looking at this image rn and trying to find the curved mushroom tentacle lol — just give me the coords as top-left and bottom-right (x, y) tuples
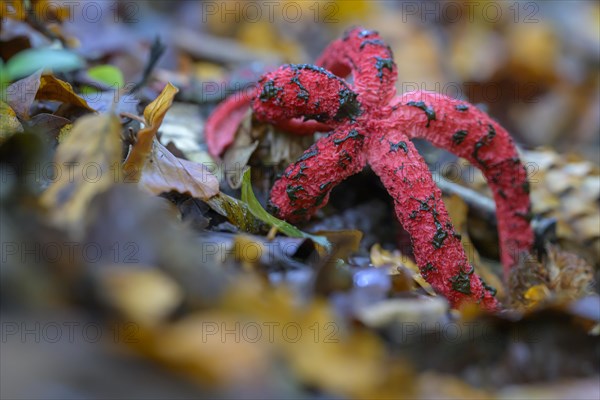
(365, 130), (500, 309)
(391, 91), (534, 273)
(205, 85), (331, 158)
(316, 28), (397, 108)
(252, 64), (362, 126)
(269, 125), (367, 222)
(205, 87), (257, 158)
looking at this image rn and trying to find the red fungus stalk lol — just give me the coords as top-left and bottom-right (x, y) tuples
(206, 27), (535, 310)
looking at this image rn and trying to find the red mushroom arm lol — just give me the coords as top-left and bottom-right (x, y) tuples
(252, 64), (362, 126)
(391, 91), (534, 274)
(365, 131), (500, 310)
(269, 125), (367, 223)
(316, 27), (398, 107)
(205, 88), (257, 158)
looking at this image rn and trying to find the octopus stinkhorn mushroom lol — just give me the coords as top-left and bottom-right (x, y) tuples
(205, 27), (534, 310)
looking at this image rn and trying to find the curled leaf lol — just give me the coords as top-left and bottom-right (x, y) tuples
(37, 74), (94, 111)
(123, 83), (179, 180)
(4, 69), (42, 119)
(138, 140), (219, 200)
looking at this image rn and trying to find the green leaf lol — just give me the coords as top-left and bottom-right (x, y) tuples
(240, 168), (331, 250)
(82, 65), (125, 94)
(5, 48), (84, 81)
(0, 60), (8, 97)
(88, 65), (124, 87)
(205, 192), (263, 233)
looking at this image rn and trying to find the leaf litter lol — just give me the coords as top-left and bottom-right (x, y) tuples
(1, 2), (599, 399)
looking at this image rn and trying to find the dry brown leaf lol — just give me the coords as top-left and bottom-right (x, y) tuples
(545, 244), (595, 299)
(121, 83), (218, 199)
(443, 194), (504, 298)
(314, 229), (363, 261)
(36, 74), (94, 111)
(40, 113), (122, 236)
(5, 69), (42, 119)
(370, 243), (436, 296)
(123, 83), (179, 180)
(509, 245), (594, 310)
(138, 140), (218, 200)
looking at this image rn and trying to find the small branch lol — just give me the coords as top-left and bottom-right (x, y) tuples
(436, 178), (557, 251)
(129, 36), (166, 94)
(436, 178), (496, 216)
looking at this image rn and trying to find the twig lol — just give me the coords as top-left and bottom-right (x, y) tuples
(129, 36), (166, 94)
(436, 178), (557, 252)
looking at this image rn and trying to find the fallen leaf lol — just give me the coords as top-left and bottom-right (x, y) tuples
(146, 311), (273, 386)
(123, 83), (179, 180)
(159, 102), (210, 164)
(241, 168), (330, 249)
(205, 192), (264, 233)
(36, 74), (94, 111)
(138, 140), (219, 200)
(4, 69), (42, 119)
(0, 101), (23, 142)
(84, 65), (125, 93)
(98, 265), (183, 327)
(313, 229), (362, 262)
(220, 279), (399, 398)
(40, 113), (122, 236)
(84, 90), (139, 114)
(4, 48), (84, 81)
(222, 109), (259, 189)
(370, 243), (436, 296)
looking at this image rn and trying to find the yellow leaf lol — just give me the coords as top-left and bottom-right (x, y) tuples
(37, 74), (94, 111)
(0, 101), (23, 142)
(314, 229), (363, 260)
(233, 234), (265, 272)
(99, 266), (183, 327)
(0, 1), (25, 20)
(41, 113), (122, 236)
(124, 83), (179, 180)
(138, 140), (219, 200)
(370, 243), (436, 295)
(151, 311), (273, 386)
(444, 194), (504, 298)
(524, 284), (551, 307)
(0, 0), (71, 22)
(221, 280), (390, 397)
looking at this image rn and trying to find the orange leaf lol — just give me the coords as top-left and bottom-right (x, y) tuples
(123, 83), (179, 179)
(37, 74), (94, 111)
